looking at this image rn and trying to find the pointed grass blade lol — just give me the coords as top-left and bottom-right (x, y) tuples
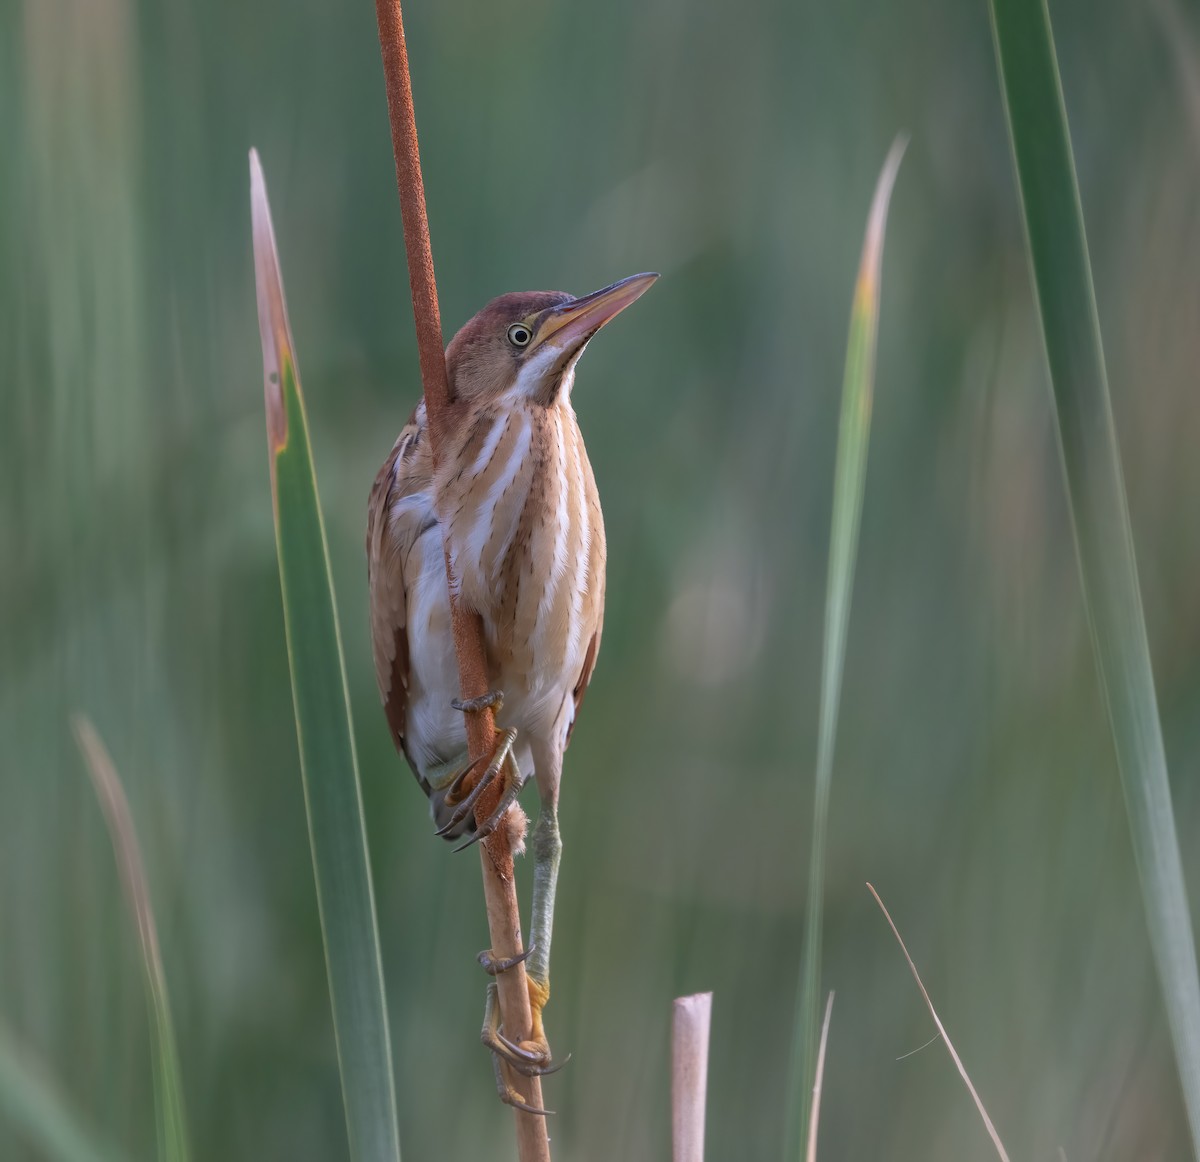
(989, 3), (1200, 1153)
(249, 149), (402, 1162)
(785, 137), (906, 1161)
(0, 1021), (127, 1162)
(71, 715), (188, 1162)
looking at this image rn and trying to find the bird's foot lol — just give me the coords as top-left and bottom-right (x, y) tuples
(434, 728), (523, 845)
(451, 689), (504, 715)
(490, 1053), (552, 1116)
(482, 979), (566, 1086)
(478, 945), (535, 975)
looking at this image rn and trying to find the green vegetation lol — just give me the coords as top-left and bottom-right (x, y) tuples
(991, 0), (1200, 1151)
(788, 138), (905, 1160)
(250, 154), (402, 1162)
(72, 716), (189, 1162)
(3, 0), (1199, 1158)
(0, 1024), (125, 1162)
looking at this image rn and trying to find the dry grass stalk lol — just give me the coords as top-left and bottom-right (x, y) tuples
(371, 2), (549, 1156)
(71, 714), (189, 1161)
(72, 716), (164, 983)
(672, 992), (713, 1162)
(804, 992), (834, 1162)
(867, 883), (1011, 1162)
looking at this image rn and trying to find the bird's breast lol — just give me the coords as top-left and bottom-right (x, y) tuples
(435, 401), (605, 705)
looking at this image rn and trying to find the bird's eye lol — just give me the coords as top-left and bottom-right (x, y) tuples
(507, 323), (532, 348)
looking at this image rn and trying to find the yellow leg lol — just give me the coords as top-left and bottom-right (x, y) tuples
(479, 962), (565, 1079)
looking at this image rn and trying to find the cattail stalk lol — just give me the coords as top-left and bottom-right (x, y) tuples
(372, 3), (550, 1157)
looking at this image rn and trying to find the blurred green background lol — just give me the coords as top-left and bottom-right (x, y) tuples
(4, 0), (1200, 1157)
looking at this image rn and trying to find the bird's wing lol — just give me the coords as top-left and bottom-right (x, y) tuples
(566, 540), (606, 748)
(566, 465), (607, 749)
(565, 628), (600, 749)
(366, 404), (432, 756)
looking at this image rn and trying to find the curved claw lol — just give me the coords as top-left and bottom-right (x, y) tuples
(479, 946), (535, 975)
(453, 778), (524, 851)
(487, 1028), (570, 1077)
(490, 1054), (553, 1116)
(437, 728), (519, 839)
(481, 979), (568, 1084)
(435, 758), (491, 837)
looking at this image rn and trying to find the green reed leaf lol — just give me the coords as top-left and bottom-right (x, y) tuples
(786, 137), (906, 1160)
(990, 2), (1200, 1154)
(249, 149), (402, 1162)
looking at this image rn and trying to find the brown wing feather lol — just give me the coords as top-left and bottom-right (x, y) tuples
(566, 454), (607, 749)
(366, 405), (431, 757)
(566, 629), (600, 748)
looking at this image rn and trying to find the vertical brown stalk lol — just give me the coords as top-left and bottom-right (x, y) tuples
(371, 2), (551, 1157)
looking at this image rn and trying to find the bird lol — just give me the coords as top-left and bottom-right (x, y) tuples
(366, 271), (658, 1108)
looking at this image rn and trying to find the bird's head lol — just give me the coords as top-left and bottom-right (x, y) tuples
(445, 272), (658, 407)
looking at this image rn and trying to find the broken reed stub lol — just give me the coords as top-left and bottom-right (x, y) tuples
(672, 992), (713, 1162)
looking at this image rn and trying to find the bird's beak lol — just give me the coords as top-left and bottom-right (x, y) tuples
(534, 272), (659, 353)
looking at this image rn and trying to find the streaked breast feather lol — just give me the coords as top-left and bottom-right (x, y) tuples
(536, 409), (572, 626)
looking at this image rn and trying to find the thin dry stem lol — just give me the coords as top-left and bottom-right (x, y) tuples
(805, 992), (834, 1162)
(672, 992), (712, 1162)
(71, 715), (165, 993)
(372, 2), (548, 1154)
(867, 883), (1011, 1162)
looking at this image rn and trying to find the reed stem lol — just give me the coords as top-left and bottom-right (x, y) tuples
(372, 3), (550, 1156)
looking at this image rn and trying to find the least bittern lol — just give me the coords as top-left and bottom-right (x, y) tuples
(367, 272), (658, 1108)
